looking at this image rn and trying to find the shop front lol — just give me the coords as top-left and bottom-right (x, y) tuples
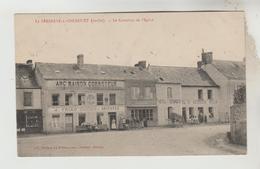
(127, 106), (157, 127)
(46, 105), (125, 133)
(16, 110), (43, 133)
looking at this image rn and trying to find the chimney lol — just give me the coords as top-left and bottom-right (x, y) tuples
(201, 51), (213, 64)
(77, 54), (84, 66)
(135, 60), (146, 69)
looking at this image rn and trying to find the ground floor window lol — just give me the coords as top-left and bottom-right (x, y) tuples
(130, 109), (153, 121)
(209, 107), (214, 118)
(78, 113), (86, 126)
(189, 107), (194, 118)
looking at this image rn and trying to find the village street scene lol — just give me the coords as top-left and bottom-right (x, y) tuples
(15, 12), (247, 156)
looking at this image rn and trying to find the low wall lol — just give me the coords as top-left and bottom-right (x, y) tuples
(230, 103), (247, 145)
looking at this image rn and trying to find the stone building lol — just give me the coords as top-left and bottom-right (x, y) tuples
(34, 55), (156, 133)
(149, 66), (219, 125)
(16, 61), (42, 133)
(199, 51), (246, 122)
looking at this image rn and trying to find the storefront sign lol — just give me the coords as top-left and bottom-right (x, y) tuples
(48, 80), (124, 89)
(48, 105), (125, 113)
(182, 100), (218, 105)
(158, 99), (181, 104)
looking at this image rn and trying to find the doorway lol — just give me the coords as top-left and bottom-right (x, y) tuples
(65, 113), (73, 132)
(108, 112), (117, 129)
(182, 107), (187, 123)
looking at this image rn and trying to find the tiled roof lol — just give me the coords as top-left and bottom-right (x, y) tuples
(149, 65), (218, 87)
(16, 64), (40, 88)
(35, 62), (156, 81)
(212, 60), (245, 80)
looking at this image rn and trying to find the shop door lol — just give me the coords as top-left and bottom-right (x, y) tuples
(108, 112), (117, 129)
(65, 113), (73, 132)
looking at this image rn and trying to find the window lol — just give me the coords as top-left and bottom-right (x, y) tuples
(23, 92), (32, 106)
(167, 87), (173, 98)
(189, 107), (194, 118)
(97, 93), (103, 105)
(78, 94), (85, 105)
(65, 94), (73, 105)
(144, 87), (153, 99)
(52, 114), (60, 128)
(109, 93), (116, 105)
(198, 89), (203, 100)
(78, 113), (86, 126)
(131, 87), (140, 99)
(209, 107), (214, 118)
(52, 94), (59, 106)
(207, 90), (213, 100)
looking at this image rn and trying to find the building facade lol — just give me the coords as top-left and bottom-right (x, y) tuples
(16, 52), (245, 133)
(199, 51), (246, 122)
(16, 62), (43, 133)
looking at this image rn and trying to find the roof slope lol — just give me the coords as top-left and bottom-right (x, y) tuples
(16, 64), (40, 88)
(149, 65), (218, 87)
(35, 62), (156, 81)
(212, 60), (245, 80)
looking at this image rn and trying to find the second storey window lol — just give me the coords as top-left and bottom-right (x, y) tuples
(144, 87), (153, 99)
(52, 94), (59, 106)
(109, 93), (116, 105)
(198, 89), (203, 100)
(207, 90), (213, 100)
(78, 94), (85, 105)
(97, 93), (103, 105)
(23, 92), (32, 106)
(167, 87), (172, 98)
(131, 87), (140, 99)
(65, 94), (73, 105)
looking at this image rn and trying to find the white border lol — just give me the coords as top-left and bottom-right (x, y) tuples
(0, 0), (259, 169)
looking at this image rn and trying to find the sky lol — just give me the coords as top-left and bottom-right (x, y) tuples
(15, 12), (245, 67)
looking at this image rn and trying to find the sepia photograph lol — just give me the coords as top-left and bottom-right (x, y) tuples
(15, 12), (247, 156)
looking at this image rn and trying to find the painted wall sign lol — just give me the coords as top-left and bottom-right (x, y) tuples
(47, 80), (124, 89)
(48, 105), (125, 113)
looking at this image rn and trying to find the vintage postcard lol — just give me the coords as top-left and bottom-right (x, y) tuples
(15, 12), (247, 156)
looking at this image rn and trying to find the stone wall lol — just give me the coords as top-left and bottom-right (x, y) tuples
(230, 103), (247, 145)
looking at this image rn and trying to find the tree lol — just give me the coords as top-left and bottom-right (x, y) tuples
(233, 85), (246, 104)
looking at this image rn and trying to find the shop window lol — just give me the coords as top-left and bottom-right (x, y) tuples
(65, 93), (73, 105)
(131, 87), (140, 99)
(189, 107), (194, 118)
(25, 111), (41, 128)
(198, 89), (203, 100)
(52, 94), (59, 106)
(207, 90), (213, 100)
(167, 87), (172, 98)
(144, 87), (153, 99)
(109, 93), (116, 105)
(97, 113), (104, 125)
(149, 110), (153, 120)
(131, 110), (135, 119)
(97, 93), (103, 105)
(78, 94), (85, 105)
(209, 107), (214, 118)
(78, 113), (86, 126)
(23, 92), (32, 106)
(52, 114), (60, 128)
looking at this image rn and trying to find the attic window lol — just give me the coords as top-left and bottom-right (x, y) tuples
(55, 70), (60, 73)
(159, 77), (164, 81)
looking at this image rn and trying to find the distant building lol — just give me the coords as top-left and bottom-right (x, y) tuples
(199, 51), (246, 122)
(16, 61), (42, 133)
